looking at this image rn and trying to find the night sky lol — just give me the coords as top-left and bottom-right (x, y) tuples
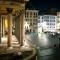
(26, 0), (60, 14)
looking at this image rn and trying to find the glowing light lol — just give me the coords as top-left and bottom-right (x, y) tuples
(57, 23), (60, 29)
(25, 22), (29, 27)
(24, 21), (30, 29)
(38, 27), (42, 32)
(5, 19), (8, 30)
(38, 22), (47, 33)
(42, 22), (47, 28)
(1, 35), (18, 44)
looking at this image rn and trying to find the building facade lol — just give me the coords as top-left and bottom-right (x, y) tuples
(56, 12), (60, 33)
(24, 10), (38, 33)
(38, 15), (57, 33)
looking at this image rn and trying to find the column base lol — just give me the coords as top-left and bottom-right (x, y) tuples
(7, 46), (13, 50)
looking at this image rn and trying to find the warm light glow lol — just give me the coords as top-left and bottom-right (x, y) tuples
(25, 22), (28, 27)
(24, 21), (30, 29)
(1, 35), (18, 44)
(5, 19), (8, 30)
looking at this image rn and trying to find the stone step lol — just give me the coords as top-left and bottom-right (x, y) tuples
(11, 42), (19, 44)
(0, 43), (20, 47)
(11, 44), (20, 47)
(11, 40), (18, 42)
(1, 41), (19, 44)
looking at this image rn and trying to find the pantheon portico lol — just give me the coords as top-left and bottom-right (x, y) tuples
(0, 0), (29, 48)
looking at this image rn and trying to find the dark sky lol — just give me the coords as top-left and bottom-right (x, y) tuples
(27, 0), (60, 14)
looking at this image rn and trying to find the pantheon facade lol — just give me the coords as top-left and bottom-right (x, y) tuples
(0, 0), (29, 48)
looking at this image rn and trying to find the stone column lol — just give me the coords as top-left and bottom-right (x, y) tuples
(23, 14), (26, 46)
(7, 14), (12, 48)
(0, 15), (1, 43)
(2, 16), (5, 37)
(15, 16), (20, 44)
(15, 13), (24, 46)
(20, 14), (24, 46)
(7, 8), (13, 48)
